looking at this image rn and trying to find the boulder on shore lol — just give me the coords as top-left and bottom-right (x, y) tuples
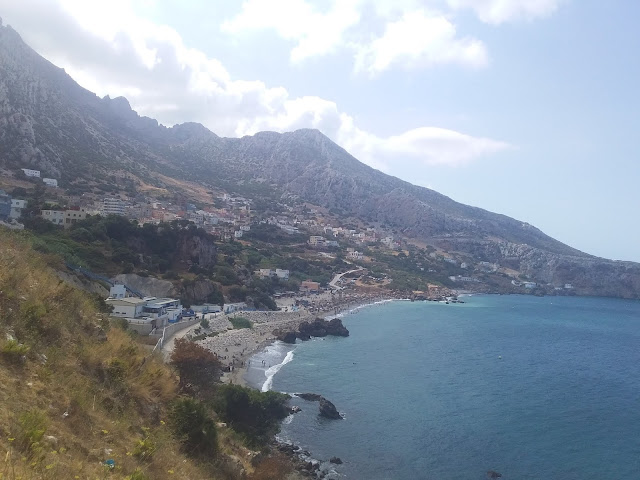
(274, 329), (297, 344)
(298, 318), (349, 339)
(325, 317), (349, 336)
(275, 318), (349, 343)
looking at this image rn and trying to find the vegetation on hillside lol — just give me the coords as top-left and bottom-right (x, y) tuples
(0, 230), (293, 479)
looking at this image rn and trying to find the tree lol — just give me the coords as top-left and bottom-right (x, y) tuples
(170, 338), (223, 397)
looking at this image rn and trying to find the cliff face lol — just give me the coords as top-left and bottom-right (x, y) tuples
(1, 21), (639, 298)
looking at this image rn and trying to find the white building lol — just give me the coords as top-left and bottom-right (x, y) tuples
(144, 298), (183, 323)
(275, 269), (290, 280)
(106, 297), (148, 318)
(381, 236), (394, 247)
(258, 268), (275, 278)
(280, 225), (299, 235)
(21, 168), (40, 178)
(103, 197), (125, 216)
(234, 230), (243, 238)
(347, 250), (364, 261)
(41, 209), (65, 225)
(109, 284), (127, 299)
(191, 304), (222, 314)
(224, 302), (247, 314)
(448, 275), (479, 283)
(42, 178), (58, 188)
(10, 199), (27, 220)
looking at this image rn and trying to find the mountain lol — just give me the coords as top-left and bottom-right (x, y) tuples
(1, 20), (639, 298)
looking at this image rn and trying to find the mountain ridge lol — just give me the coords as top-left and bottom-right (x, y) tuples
(2, 20), (640, 298)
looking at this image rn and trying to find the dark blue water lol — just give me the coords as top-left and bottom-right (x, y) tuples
(246, 295), (640, 479)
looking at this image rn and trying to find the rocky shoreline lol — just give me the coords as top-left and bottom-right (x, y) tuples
(179, 291), (405, 478)
(189, 291), (399, 386)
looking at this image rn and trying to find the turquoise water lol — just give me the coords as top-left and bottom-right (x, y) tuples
(245, 295), (640, 479)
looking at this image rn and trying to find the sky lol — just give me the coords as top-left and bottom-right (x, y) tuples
(1, 0), (639, 262)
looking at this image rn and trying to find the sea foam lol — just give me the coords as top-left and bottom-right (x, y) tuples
(262, 349), (295, 392)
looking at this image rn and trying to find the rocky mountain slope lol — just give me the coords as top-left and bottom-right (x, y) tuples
(1, 19), (639, 298)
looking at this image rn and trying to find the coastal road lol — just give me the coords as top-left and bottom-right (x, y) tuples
(329, 267), (364, 290)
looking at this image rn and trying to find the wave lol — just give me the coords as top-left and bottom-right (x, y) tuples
(261, 349), (295, 392)
(329, 298), (402, 319)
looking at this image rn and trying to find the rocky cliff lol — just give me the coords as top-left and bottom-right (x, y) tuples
(1, 21), (639, 298)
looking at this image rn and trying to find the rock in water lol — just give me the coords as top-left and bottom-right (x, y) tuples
(293, 318), (350, 340)
(319, 397), (342, 419)
(487, 471), (502, 479)
(325, 318), (349, 336)
(297, 393), (323, 402)
(329, 457), (343, 464)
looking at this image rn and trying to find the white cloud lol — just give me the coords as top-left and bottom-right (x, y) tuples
(354, 10), (488, 75)
(221, 0), (362, 62)
(238, 97), (510, 170)
(0, 0), (510, 172)
(446, 0), (562, 24)
(223, 0), (488, 73)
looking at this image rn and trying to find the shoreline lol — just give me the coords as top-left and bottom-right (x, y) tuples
(191, 291), (404, 388)
(238, 294), (404, 389)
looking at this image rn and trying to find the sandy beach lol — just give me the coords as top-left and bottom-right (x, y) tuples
(172, 290), (399, 386)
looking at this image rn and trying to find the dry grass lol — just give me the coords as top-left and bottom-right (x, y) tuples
(0, 230), (254, 479)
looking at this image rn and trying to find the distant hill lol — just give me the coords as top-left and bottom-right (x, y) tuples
(1, 20), (639, 298)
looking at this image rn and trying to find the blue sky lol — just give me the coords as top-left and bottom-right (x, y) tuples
(1, 0), (638, 261)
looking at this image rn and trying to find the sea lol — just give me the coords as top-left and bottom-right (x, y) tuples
(244, 295), (640, 480)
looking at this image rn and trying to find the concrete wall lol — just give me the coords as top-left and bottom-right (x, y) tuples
(149, 317), (200, 342)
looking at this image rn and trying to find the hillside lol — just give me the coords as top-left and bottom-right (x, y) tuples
(1, 19), (640, 298)
(0, 229), (300, 480)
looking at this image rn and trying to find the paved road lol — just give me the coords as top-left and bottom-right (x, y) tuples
(329, 267), (364, 290)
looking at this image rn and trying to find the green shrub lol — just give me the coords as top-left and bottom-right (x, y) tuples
(213, 385), (290, 446)
(169, 398), (217, 457)
(200, 318), (210, 329)
(105, 358), (128, 384)
(1, 339), (30, 361)
(229, 317), (252, 330)
(14, 409), (48, 453)
(132, 435), (156, 461)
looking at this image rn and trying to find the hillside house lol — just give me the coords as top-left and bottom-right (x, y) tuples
(275, 269), (290, 280)
(309, 235), (325, 246)
(21, 168), (40, 178)
(10, 199), (27, 219)
(103, 197), (125, 216)
(347, 250), (364, 261)
(42, 178), (58, 187)
(41, 209), (65, 225)
(257, 268), (275, 278)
